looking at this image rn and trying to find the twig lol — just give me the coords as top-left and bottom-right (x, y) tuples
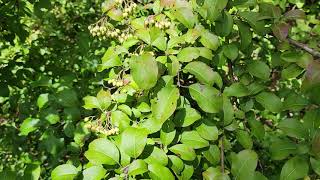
(227, 60), (238, 82)
(177, 71), (188, 88)
(220, 136), (225, 173)
(288, 38), (320, 58)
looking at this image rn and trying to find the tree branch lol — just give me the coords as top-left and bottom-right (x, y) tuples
(288, 38), (320, 58)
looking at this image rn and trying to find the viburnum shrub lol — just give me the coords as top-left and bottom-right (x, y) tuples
(48, 0), (320, 180)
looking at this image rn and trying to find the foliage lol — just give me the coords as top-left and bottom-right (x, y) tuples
(1, 0), (320, 179)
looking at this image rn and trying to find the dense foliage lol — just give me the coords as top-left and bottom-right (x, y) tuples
(1, 0), (320, 179)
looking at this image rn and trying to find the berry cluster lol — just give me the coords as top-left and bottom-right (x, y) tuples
(118, 32), (135, 43)
(88, 24), (117, 39)
(85, 122), (119, 136)
(122, 3), (137, 17)
(108, 79), (124, 87)
(145, 18), (171, 29)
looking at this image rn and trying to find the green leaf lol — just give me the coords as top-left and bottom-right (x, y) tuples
(236, 20), (252, 50)
(223, 96), (234, 126)
(282, 92), (308, 111)
(51, 164), (78, 180)
(148, 164), (175, 180)
(203, 167), (230, 180)
(160, 121), (176, 146)
(238, 12), (267, 35)
(19, 118), (40, 136)
(57, 89), (79, 107)
(179, 164), (194, 179)
(223, 44), (238, 61)
(167, 56), (180, 76)
(173, 107), (201, 127)
(177, 47), (200, 62)
(83, 89), (112, 110)
(37, 93), (49, 109)
(150, 28), (167, 51)
(310, 157), (320, 175)
(111, 110), (131, 132)
(189, 83), (223, 113)
(143, 146), (168, 166)
(247, 114), (265, 140)
(169, 144), (196, 161)
(253, 172), (267, 180)
(281, 52), (313, 68)
(151, 86), (179, 123)
(120, 127), (148, 158)
(304, 109), (320, 136)
(280, 156), (309, 180)
(215, 11), (233, 36)
(278, 118), (307, 139)
(168, 155), (184, 174)
(224, 82), (249, 97)
(84, 138), (119, 165)
(128, 159), (148, 176)
(200, 31), (220, 50)
(136, 29), (151, 44)
(183, 61), (221, 86)
(180, 130), (209, 149)
(202, 145), (220, 165)
(24, 164), (41, 180)
(255, 92), (282, 113)
(200, 0), (228, 22)
(270, 138), (297, 160)
(139, 117), (163, 134)
(198, 47), (213, 60)
(247, 61), (270, 80)
(130, 53), (159, 90)
(236, 130), (253, 149)
(312, 130), (320, 157)
(174, 7), (196, 28)
(195, 120), (219, 141)
(183, 28), (201, 44)
(98, 47), (123, 71)
(83, 166), (106, 180)
(281, 64), (303, 80)
(231, 150), (258, 180)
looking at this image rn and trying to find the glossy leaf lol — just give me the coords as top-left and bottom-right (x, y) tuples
(280, 156), (309, 180)
(255, 92), (282, 113)
(83, 166), (106, 180)
(51, 164), (78, 180)
(128, 159), (148, 176)
(151, 86), (179, 123)
(231, 150), (258, 180)
(120, 127), (148, 158)
(169, 144), (196, 161)
(85, 138), (119, 165)
(130, 53), (159, 90)
(180, 130), (209, 149)
(189, 83), (223, 113)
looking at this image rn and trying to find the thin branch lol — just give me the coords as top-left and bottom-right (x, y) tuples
(288, 38), (320, 58)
